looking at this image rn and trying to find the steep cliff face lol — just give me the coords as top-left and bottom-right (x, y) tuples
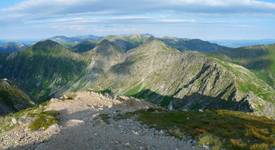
(0, 79), (33, 115)
(83, 40), (275, 116)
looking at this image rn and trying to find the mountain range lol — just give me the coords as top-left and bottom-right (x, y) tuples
(72, 39), (274, 116)
(0, 42), (29, 53)
(212, 44), (275, 89)
(213, 39), (275, 48)
(54, 34), (275, 89)
(49, 34), (228, 53)
(0, 34), (274, 118)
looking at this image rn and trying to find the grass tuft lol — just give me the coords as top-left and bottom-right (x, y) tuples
(28, 110), (59, 131)
(129, 109), (275, 150)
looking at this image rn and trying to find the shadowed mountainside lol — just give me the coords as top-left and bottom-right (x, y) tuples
(0, 40), (88, 102)
(0, 79), (33, 115)
(70, 40), (275, 117)
(211, 44), (275, 89)
(0, 37), (274, 117)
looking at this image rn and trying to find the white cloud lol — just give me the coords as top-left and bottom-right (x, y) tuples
(0, 0), (273, 23)
(0, 0), (275, 40)
(3, 0), (275, 15)
(156, 19), (196, 23)
(0, 0), (274, 33)
(4, 0), (93, 12)
(160, 0), (275, 8)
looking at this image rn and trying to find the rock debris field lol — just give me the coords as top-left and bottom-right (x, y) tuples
(0, 91), (201, 150)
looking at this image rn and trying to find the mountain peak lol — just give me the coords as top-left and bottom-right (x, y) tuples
(127, 33), (154, 40)
(132, 39), (177, 54)
(32, 40), (65, 52)
(93, 39), (123, 54)
(146, 39), (166, 46)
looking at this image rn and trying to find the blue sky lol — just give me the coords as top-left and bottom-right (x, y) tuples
(0, 0), (275, 40)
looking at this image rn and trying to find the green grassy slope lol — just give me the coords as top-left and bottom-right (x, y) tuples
(0, 40), (88, 102)
(0, 79), (33, 115)
(68, 40), (125, 91)
(160, 38), (230, 52)
(72, 40), (97, 53)
(129, 109), (275, 150)
(105, 34), (153, 51)
(211, 44), (275, 88)
(84, 40), (275, 116)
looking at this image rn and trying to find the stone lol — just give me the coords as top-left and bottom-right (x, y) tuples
(46, 124), (60, 134)
(132, 130), (139, 135)
(124, 142), (130, 146)
(11, 118), (17, 125)
(202, 144), (209, 149)
(92, 113), (99, 119)
(66, 119), (85, 127)
(63, 95), (68, 99)
(50, 98), (59, 102)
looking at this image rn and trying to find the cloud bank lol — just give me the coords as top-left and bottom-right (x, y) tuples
(0, 0), (275, 40)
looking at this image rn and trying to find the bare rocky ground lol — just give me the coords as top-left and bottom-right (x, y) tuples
(0, 91), (201, 150)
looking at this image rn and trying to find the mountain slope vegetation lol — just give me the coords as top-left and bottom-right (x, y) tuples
(103, 34), (228, 53)
(72, 40), (97, 53)
(0, 40), (88, 102)
(72, 40), (275, 117)
(105, 34), (154, 52)
(0, 36), (274, 117)
(49, 34), (231, 53)
(50, 35), (102, 47)
(211, 44), (275, 88)
(68, 40), (125, 91)
(0, 79), (33, 115)
(132, 109), (275, 150)
(160, 37), (230, 52)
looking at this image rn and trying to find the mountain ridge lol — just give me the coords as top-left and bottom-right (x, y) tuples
(211, 43), (275, 89)
(0, 36), (274, 117)
(0, 40), (88, 101)
(69, 40), (274, 117)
